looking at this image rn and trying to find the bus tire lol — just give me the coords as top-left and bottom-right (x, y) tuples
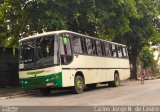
(87, 83), (97, 89)
(108, 73), (120, 87)
(73, 75), (85, 94)
(40, 88), (51, 95)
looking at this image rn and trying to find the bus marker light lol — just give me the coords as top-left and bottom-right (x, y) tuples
(46, 82), (54, 86)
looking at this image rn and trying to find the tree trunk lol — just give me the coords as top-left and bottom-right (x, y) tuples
(128, 48), (138, 80)
(130, 57), (138, 79)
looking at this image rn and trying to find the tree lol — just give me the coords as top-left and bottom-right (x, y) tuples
(0, 0), (30, 47)
(118, 0), (160, 79)
(0, 0), (98, 46)
(152, 16), (160, 43)
(139, 46), (155, 68)
(96, 0), (138, 40)
(67, 0), (98, 36)
(0, 0), (69, 47)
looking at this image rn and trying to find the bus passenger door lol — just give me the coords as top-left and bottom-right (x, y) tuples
(60, 34), (73, 65)
(59, 34), (74, 87)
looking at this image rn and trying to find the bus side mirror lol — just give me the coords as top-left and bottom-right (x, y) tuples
(63, 37), (68, 45)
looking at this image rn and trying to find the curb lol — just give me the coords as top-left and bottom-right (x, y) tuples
(155, 76), (160, 79)
(0, 90), (40, 100)
(0, 93), (27, 100)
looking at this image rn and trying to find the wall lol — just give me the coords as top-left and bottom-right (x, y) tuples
(0, 47), (19, 87)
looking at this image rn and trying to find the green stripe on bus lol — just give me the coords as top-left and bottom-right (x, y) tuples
(20, 72), (62, 90)
(27, 70), (45, 75)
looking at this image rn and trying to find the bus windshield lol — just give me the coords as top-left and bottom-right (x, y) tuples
(19, 35), (59, 70)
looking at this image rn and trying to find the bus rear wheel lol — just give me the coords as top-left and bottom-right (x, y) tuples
(108, 73), (120, 87)
(73, 75), (85, 94)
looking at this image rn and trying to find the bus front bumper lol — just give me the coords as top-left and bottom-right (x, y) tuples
(19, 72), (62, 90)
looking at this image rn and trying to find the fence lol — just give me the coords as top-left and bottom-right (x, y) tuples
(0, 47), (19, 87)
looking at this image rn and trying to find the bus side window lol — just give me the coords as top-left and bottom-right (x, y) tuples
(73, 36), (83, 54)
(96, 40), (102, 56)
(111, 44), (117, 57)
(122, 47), (128, 58)
(60, 34), (73, 64)
(81, 38), (87, 54)
(92, 40), (96, 55)
(85, 38), (93, 55)
(101, 42), (105, 56)
(109, 44), (113, 56)
(105, 43), (111, 57)
(117, 46), (123, 58)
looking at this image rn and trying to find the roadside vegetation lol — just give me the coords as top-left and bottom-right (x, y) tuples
(138, 46), (159, 78)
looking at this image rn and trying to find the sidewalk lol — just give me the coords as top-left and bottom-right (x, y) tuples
(137, 75), (160, 80)
(0, 86), (25, 100)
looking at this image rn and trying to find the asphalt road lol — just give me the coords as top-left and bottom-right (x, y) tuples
(0, 79), (160, 107)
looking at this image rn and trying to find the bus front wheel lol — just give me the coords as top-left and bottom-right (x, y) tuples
(73, 75), (85, 94)
(108, 73), (120, 87)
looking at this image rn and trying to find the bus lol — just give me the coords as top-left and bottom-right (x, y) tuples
(19, 30), (130, 94)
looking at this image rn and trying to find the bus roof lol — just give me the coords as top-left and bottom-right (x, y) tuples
(19, 30), (126, 46)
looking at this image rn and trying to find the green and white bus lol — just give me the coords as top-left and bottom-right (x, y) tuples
(19, 30), (130, 94)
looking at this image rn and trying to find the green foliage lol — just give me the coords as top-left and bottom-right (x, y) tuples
(96, 0), (138, 40)
(139, 46), (155, 67)
(0, 0), (159, 47)
(66, 0), (96, 36)
(0, 0), (69, 47)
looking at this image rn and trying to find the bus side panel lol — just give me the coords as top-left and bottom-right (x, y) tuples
(85, 56), (107, 83)
(105, 58), (130, 82)
(61, 69), (90, 87)
(105, 58), (117, 82)
(119, 69), (130, 80)
(61, 69), (74, 87)
(118, 59), (130, 80)
(61, 55), (130, 86)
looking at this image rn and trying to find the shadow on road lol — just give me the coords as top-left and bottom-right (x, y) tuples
(26, 84), (124, 98)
